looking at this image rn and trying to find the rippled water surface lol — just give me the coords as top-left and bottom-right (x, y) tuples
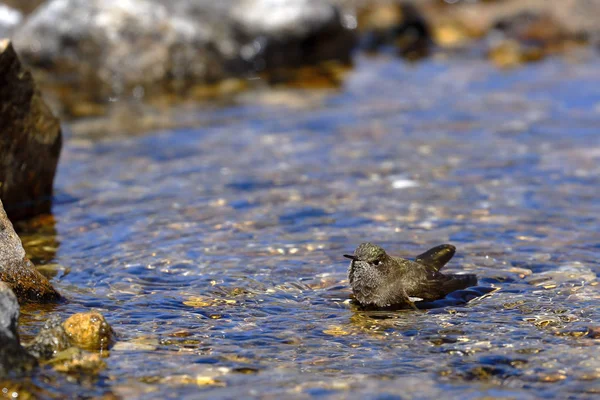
(19, 54), (600, 398)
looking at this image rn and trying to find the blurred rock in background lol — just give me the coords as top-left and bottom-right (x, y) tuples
(11, 0), (357, 116)
(0, 3), (22, 37)
(353, 1), (431, 59)
(2, 0), (600, 127)
(417, 0), (593, 67)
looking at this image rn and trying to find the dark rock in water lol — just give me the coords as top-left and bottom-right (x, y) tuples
(231, 0), (356, 69)
(487, 11), (584, 68)
(0, 284), (20, 341)
(344, 242), (480, 310)
(354, 1), (431, 59)
(0, 282), (37, 377)
(12, 0), (356, 110)
(0, 4), (22, 38)
(0, 199), (60, 303)
(588, 326), (600, 339)
(24, 315), (71, 360)
(0, 39), (62, 221)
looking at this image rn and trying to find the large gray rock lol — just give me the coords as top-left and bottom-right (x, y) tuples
(0, 198), (60, 303)
(0, 39), (62, 221)
(0, 4), (22, 38)
(0, 282), (37, 377)
(12, 0), (356, 107)
(12, 0), (244, 102)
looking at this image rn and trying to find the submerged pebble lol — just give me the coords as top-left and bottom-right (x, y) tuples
(25, 315), (71, 360)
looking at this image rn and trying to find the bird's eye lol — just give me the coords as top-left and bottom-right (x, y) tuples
(373, 260), (380, 266)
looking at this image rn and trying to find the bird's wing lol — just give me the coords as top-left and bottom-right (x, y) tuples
(408, 270), (478, 301)
(414, 244), (456, 272)
(389, 256), (476, 303)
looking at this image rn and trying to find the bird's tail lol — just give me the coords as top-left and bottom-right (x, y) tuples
(445, 273), (477, 292)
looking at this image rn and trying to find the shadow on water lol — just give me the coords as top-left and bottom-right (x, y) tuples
(14, 214), (60, 268)
(416, 286), (500, 310)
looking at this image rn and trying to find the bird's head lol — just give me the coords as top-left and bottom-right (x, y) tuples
(344, 242), (388, 268)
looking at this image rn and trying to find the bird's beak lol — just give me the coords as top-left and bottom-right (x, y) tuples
(343, 254), (358, 261)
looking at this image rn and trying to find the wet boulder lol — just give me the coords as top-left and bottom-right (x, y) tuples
(0, 39), (62, 221)
(63, 312), (115, 352)
(0, 199), (60, 303)
(0, 282), (37, 376)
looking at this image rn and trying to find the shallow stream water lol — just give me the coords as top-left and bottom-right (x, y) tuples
(16, 53), (600, 398)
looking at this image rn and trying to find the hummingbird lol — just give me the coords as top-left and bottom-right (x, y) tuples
(344, 243), (477, 310)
